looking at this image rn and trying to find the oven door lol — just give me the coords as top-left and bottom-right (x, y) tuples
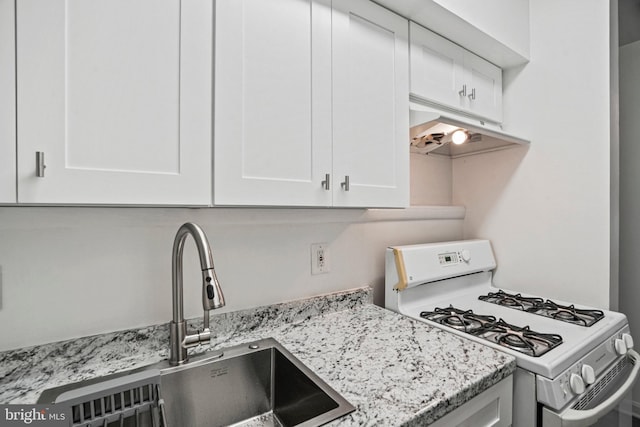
(541, 349), (640, 427)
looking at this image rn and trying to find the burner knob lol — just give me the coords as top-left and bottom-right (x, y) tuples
(623, 333), (635, 349)
(615, 338), (628, 355)
(570, 373), (585, 394)
(581, 364), (596, 385)
(461, 249), (471, 262)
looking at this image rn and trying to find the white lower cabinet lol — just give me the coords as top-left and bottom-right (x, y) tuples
(410, 22), (502, 123)
(214, 0), (409, 208)
(429, 376), (513, 427)
(0, 0), (16, 203)
(15, 0), (212, 205)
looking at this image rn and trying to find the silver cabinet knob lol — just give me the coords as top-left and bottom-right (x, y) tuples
(36, 151), (46, 177)
(468, 88), (476, 100)
(341, 175), (350, 191)
(321, 173), (330, 191)
(458, 84), (467, 97)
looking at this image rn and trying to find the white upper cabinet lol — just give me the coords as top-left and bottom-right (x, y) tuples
(410, 22), (502, 123)
(409, 23), (466, 113)
(16, 0), (212, 205)
(214, 0), (333, 207)
(0, 0), (16, 203)
(332, 0), (409, 208)
(464, 50), (503, 123)
(215, 0), (409, 208)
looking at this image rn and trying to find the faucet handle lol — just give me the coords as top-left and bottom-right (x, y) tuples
(182, 328), (212, 348)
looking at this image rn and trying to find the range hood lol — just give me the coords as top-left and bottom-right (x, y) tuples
(410, 104), (529, 158)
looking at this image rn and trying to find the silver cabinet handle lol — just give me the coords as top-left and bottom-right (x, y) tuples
(468, 88), (476, 100)
(458, 84), (467, 97)
(321, 173), (330, 191)
(340, 175), (350, 191)
(36, 151), (46, 177)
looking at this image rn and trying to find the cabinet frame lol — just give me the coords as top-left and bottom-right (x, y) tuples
(0, 0), (16, 203)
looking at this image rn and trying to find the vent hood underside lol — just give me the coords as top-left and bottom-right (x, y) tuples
(410, 106), (530, 158)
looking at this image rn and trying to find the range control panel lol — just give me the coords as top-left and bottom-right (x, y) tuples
(438, 249), (471, 266)
(386, 240), (496, 289)
(438, 252), (460, 266)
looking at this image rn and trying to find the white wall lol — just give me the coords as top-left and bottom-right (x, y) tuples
(610, 0), (619, 312)
(453, 0), (612, 308)
(0, 207), (463, 351)
(619, 39), (640, 414)
(410, 153), (452, 206)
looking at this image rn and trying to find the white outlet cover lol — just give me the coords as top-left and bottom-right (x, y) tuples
(311, 243), (329, 275)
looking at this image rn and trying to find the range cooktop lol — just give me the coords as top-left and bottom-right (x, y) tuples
(479, 290), (604, 327)
(420, 305), (563, 357)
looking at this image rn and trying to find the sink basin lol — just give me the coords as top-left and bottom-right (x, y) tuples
(159, 338), (354, 426)
(38, 338), (355, 427)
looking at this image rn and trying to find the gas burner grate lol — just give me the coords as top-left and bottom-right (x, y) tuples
(420, 306), (563, 357)
(478, 290), (604, 327)
(476, 319), (563, 357)
(537, 300), (604, 327)
(419, 306), (496, 334)
(479, 290), (543, 312)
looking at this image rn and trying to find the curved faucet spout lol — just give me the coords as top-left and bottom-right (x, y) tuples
(170, 222), (226, 365)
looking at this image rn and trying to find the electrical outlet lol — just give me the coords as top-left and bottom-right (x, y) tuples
(311, 243), (329, 275)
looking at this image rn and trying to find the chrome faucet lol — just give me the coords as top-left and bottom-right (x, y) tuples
(169, 222), (225, 365)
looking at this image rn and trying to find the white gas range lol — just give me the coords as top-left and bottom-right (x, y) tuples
(385, 240), (640, 427)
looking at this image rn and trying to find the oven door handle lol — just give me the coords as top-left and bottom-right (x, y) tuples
(556, 349), (640, 427)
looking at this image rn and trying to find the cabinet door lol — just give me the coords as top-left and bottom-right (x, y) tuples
(0, 0), (16, 203)
(16, 0), (212, 205)
(464, 52), (503, 123)
(214, 0), (333, 207)
(332, 0), (409, 208)
(429, 376), (512, 427)
(409, 22), (466, 111)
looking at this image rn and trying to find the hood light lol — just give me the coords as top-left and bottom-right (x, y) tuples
(451, 129), (469, 145)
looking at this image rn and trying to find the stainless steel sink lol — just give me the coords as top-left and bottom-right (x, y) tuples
(38, 338), (355, 427)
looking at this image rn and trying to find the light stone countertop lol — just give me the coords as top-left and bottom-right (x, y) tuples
(0, 287), (515, 426)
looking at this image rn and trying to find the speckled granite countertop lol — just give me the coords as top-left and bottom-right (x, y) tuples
(0, 287), (515, 426)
